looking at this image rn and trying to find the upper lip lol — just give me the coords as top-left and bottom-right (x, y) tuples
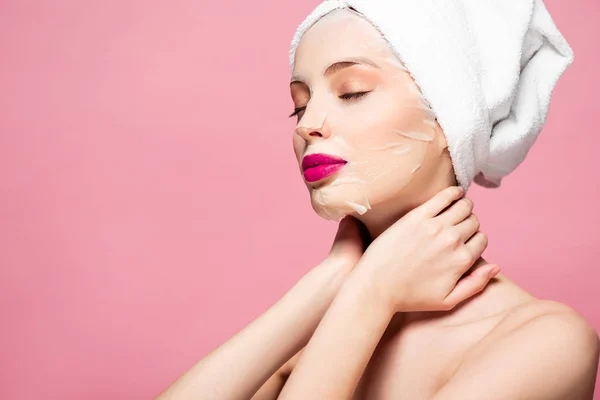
(301, 153), (347, 172)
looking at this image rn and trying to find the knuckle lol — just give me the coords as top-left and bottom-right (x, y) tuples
(425, 220), (442, 236)
(406, 210), (422, 224)
(403, 210), (418, 224)
(445, 230), (462, 246)
(458, 247), (475, 266)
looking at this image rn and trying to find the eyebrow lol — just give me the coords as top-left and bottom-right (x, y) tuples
(290, 57), (380, 84)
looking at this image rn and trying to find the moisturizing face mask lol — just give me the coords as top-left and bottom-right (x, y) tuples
(290, 8), (442, 221)
(291, 0), (575, 194)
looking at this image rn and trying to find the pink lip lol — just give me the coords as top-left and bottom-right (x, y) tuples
(301, 153), (347, 183)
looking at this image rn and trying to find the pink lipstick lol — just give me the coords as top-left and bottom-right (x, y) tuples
(302, 153), (347, 183)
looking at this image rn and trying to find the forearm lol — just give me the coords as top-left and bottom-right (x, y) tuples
(278, 268), (393, 399)
(155, 260), (352, 400)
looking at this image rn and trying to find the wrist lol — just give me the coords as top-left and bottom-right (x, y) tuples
(339, 266), (396, 320)
(285, 259), (354, 314)
(273, 264), (350, 345)
(309, 259), (354, 296)
(312, 254), (356, 282)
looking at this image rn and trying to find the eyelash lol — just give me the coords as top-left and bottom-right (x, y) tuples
(288, 91), (371, 118)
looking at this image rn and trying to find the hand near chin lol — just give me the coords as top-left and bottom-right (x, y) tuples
(352, 186), (500, 314)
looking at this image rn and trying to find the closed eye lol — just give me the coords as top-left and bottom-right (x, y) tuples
(288, 91), (371, 118)
(289, 106), (306, 118)
(339, 91), (371, 100)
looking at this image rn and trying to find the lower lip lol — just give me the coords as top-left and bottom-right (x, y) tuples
(303, 163), (346, 182)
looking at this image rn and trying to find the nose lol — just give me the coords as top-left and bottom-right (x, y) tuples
(294, 111), (332, 142)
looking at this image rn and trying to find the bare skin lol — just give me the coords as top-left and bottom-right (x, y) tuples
(356, 277), (600, 399)
(274, 194), (599, 399)
(155, 217), (367, 400)
(274, 280), (599, 400)
(278, 9), (600, 398)
(156, 7), (599, 400)
(156, 192), (599, 400)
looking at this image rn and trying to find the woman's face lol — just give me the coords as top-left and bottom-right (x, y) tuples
(290, 9), (446, 221)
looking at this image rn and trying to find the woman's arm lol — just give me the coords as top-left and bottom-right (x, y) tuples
(250, 347), (304, 400)
(278, 187), (497, 399)
(155, 216), (367, 400)
(276, 267), (394, 399)
(154, 261), (349, 400)
(279, 272), (600, 400)
(277, 187), (599, 399)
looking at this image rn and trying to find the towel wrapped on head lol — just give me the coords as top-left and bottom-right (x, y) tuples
(289, 0), (574, 191)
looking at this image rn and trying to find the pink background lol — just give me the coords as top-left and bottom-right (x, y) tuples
(0, 1), (598, 398)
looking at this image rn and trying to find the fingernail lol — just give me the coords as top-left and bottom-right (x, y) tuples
(489, 266), (501, 278)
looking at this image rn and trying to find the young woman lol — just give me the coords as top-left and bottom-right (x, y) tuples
(156, 2), (599, 399)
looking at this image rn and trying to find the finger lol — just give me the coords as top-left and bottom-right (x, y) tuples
(436, 197), (473, 226)
(454, 213), (480, 242)
(413, 186), (464, 219)
(442, 264), (500, 309)
(464, 231), (488, 258)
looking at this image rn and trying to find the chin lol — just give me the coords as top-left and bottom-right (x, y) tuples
(309, 183), (375, 221)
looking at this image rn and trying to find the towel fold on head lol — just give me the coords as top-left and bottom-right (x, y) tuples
(289, 0), (574, 191)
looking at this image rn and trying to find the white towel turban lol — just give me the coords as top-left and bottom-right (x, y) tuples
(289, 0), (574, 191)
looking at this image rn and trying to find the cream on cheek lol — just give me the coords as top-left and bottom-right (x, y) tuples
(305, 67), (437, 221)
(291, 10), (438, 221)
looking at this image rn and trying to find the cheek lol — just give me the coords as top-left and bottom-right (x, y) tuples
(340, 98), (434, 195)
(346, 104), (432, 162)
(345, 87), (429, 143)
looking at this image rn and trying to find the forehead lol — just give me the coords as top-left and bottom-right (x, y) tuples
(293, 8), (393, 74)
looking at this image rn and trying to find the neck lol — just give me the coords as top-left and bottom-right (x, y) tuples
(356, 199), (414, 241)
(345, 145), (519, 327)
(355, 182), (451, 242)
(353, 193), (522, 329)
(379, 257), (515, 334)
(356, 152), (456, 241)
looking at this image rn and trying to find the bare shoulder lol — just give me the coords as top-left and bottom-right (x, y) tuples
(448, 299), (600, 399)
(473, 298), (600, 360)
(491, 299), (599, 340)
